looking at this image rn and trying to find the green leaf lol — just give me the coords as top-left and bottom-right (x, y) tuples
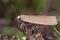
(16, 31), (27, 40)
(53, 27), (60, 35)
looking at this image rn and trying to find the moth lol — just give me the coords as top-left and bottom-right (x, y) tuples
(16, 15), (57, 40)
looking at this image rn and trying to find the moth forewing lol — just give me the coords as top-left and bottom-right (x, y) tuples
(20, 15), (57, 25)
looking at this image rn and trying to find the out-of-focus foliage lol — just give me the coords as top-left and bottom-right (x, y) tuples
(53, 25), (60, 40)
(32, 0), (47, 12)
(12, 0), (25, 8)
(1, 0), (10, 4)
(31, 0), (48, 15)
(16, 31), (27, 40)
(54, 31), (60, 40)
(1, 27), (17, 36)
(1, 27), (27, 40)
(55, 0), (60, 14)
(5, 7), (12, 20)
(55, 0), (60, 8)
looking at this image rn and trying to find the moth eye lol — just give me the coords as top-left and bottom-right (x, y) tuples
(16, 16), (21, 21)
(17, 16), (21, 20)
